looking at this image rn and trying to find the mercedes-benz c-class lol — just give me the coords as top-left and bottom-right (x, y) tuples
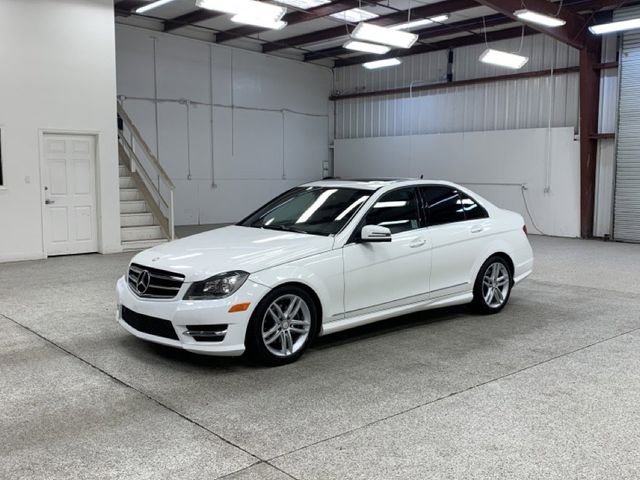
(116, 179), (533, 365)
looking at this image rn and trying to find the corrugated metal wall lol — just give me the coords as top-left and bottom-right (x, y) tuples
(334, 34), (579, 139)
(613, 6), (640, 242)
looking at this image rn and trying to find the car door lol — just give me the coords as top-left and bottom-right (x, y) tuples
(342, 187), (432, 315)
(419, 186), (490, 297)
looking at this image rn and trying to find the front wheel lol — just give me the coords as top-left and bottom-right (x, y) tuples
(245, 286), (317, 366)
(472, 256), (513, 314)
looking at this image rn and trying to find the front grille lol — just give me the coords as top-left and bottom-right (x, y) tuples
(121, 306), (179, 340)
(128, 263), (185, 299)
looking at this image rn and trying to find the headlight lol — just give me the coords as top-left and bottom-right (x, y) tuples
(184, 271), (249, 300)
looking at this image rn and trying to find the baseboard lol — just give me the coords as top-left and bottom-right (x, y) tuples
(0, 252), (46, 264)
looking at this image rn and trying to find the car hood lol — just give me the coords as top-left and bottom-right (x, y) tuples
(131, 225), (335, 282)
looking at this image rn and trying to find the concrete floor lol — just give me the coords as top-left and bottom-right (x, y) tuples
(1, 235), (640, 479)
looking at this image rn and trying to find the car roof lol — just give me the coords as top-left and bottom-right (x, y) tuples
(301, 178), (458, 191)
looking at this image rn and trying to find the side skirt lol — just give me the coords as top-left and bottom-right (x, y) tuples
(320, 291), (473, 336)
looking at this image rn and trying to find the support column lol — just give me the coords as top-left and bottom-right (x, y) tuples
(579, 33), (602, 238)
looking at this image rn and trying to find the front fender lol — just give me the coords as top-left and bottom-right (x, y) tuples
(249, 249), (345, 324)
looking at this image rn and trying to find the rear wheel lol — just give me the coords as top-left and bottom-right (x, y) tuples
(472, 256), (512, 314)
(245, 286), (317, 366)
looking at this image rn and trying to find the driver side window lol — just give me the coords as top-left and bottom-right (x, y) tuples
(363, 188), (420, 234)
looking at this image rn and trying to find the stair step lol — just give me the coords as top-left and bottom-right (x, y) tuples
(120, 189), (143, 201)
(121, 225), (164, 242)
(119, 177), (135, 188)
(121, 239), (169, 252)
(121, 213), (156, 227)
(119, 165), (129, 177)
(120, 200), (149, 214)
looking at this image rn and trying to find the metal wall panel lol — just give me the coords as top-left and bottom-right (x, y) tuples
(613, 6), (640, 242)
(334, 34), (579, 139)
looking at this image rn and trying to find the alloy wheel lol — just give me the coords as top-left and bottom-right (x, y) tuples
(261, 294), (312, 357)
(482, 262), (510, 308)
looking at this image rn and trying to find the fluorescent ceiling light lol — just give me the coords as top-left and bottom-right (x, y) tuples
(275, 0), (330, 8)
(136, 0), (176, 14)
(331, 8), (379, 23)
(196, 0), (286, 19)
(589, 17), (640, 34)
(343, 40), (391, 54)
(231, 14), (287, 29)
(479, 48), (529, 69)
(390, 14), (449, 31)
(363, 58), (402, 69)
(352, 22), (418, 48)
(514, 9), (566, 27)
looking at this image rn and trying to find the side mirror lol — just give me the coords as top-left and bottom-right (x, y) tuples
(360, 225), (392, 243)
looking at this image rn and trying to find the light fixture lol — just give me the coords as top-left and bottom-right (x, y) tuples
(479, 48), (529, 69)
(230, 14), (287, 29)
(589, 17), (640, 34)
(197, 0), (288, 29)
(196, 0), (286, 18)
(363, 58), (402, 69)
(351, 23), (418, 49)
(390, 14), (449, 31)
(514, 9), (566, 27)
(343, 40), (391, 54)
(275, 0), (331, 8)
(136, 0), (177, 14)
(331, 8), (379, 23)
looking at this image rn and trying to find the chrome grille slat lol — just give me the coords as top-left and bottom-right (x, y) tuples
(127, 263), (185, 299)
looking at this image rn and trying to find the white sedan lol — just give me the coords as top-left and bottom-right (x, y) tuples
(116, 179), (533, 365)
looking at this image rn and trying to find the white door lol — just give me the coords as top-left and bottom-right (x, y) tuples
(42, 134), (98, 256)
(419, 186), (491, 296)
(343, 187), (431, 315)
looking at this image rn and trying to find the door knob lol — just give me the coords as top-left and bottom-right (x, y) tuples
(45, 199), (55, 205)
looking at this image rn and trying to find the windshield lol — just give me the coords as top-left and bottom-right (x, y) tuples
(239, 187), (372, 236)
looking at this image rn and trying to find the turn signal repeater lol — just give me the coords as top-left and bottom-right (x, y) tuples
(229, 302), (251, 313)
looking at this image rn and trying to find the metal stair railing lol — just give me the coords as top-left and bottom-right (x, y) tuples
(117, 102), (175, 240)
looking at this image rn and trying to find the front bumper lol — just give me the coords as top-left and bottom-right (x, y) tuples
(115, 276), (270, 356)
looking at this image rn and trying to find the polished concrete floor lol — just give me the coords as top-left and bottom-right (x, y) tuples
(1, 235), (640, 479)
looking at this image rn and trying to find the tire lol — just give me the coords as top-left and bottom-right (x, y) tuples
(245, 285), (318, 366)
(471, 255), (513, 314)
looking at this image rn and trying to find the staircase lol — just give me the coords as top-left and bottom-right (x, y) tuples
(117, 103), (175, 252)
(119, 162), (168, 251)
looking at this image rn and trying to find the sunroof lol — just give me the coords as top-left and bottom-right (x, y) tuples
(330, 8), (379, 23)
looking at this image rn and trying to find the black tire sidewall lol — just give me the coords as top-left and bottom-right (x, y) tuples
(245, 285), (318, 366)
(472, 256), (513, 314)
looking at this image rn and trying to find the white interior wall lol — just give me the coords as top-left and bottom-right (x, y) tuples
(115, 25), (332, 226)
(335, 128), (580, 238)
(0, 0), (120, 263)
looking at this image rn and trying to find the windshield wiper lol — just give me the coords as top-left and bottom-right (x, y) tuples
(259, 224), (308, 235)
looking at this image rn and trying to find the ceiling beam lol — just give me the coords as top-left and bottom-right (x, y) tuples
(334, 25), (537, 67)
(114, 0), (148, 16)
(263, 0), (477, 53)
(215, 0), (366, 44)
(164, 9), (225, 32)
(474, 0), (588, 49)
(331, 65), (579, 100)
(305, 13), (512, 62)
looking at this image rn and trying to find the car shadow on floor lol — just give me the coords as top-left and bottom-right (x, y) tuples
(132, 304), (473, 370)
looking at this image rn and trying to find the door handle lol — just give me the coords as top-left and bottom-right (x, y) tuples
(45, 199), (55, 205)
(470, 225), (484, 233)
(409, 238), (426, 248)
